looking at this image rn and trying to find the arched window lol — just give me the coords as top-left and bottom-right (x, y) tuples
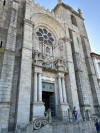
(71, 15), (77, 26)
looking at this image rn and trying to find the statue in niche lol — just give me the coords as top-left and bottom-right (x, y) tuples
(58, 38), (64, 50)
(43, 56), (55, 69)
(58, 38), (65, 58)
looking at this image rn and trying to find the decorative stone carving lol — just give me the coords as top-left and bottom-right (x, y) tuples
(55, 58), (67, 72)
(32, 50), (43, 67)
(78, 8), (82, 16)
(33, 118), (48, 130)
(32, 110), (50, 130)
(42, 56), (56, 70)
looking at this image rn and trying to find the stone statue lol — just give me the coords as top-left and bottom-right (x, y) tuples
(58, 38), (64, 51)
(58, 38), (65, 59)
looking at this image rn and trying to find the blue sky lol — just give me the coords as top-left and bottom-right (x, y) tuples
(34, 0), (100, 54)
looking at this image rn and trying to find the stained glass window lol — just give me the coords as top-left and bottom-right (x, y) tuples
(36, 32), (42, 36)
(43, 29), (47, 34)
(36, 28), (54, 45)
(48, 40), (52, 45)
(39, 37), (43, 41)
(48, 33), (51, 36)
(49, 37), (54, 42)
(39, 28), (43, 34)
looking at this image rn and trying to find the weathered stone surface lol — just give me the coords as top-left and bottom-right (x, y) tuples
(0, 0), (99, 132)
(15, 120), (96, 133)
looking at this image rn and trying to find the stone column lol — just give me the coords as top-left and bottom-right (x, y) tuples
(16, 18), (33, 125)
(32, 66), (45, 120)
(65, 39), (80, 111)
(81, 36), (100, 115)
(57, 73), (69, 120)
(78, 36), (94, 114)
(38, 73), (42, 102)
(16, 0), (34, 125)
(0, 1), (18, 131)
(69, 30), (91, 112)
(34, 72), (38, 102)
(58, 76), (63, 103)
(62, 77), (67, 103)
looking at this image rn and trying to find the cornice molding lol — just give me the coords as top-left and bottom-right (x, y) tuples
(24, 18), (34, 27)
(91, 52), (100, 59)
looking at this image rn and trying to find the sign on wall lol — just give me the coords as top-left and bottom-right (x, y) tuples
(42, 82), (55, 92)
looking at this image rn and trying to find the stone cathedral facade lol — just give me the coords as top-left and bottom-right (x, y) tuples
(0, 0), (100, 132)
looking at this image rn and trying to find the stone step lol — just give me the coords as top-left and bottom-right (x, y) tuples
(14, 120), (96, 133)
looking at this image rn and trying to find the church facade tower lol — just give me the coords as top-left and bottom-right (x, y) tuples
(0, 0), (100, 132)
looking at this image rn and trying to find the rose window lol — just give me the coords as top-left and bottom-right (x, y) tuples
(36, 28), (54, 45)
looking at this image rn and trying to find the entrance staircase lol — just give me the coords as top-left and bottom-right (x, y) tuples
(14, 118), (96, 133)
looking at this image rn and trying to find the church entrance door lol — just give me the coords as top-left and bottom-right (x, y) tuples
(42, 92), (56, 117)
(42, 82), (56, 117)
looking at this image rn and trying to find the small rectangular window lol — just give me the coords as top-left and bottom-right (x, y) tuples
(3, 0), (6, 6)
(0, 41), (2, 48)
(71, 15), (77, 26)
(98, 62), (100, 70)
(0, 41), (3, 53)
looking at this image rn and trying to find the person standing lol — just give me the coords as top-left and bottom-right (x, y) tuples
(72, 107), (78, 121)
(95, 119), (100, 133)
